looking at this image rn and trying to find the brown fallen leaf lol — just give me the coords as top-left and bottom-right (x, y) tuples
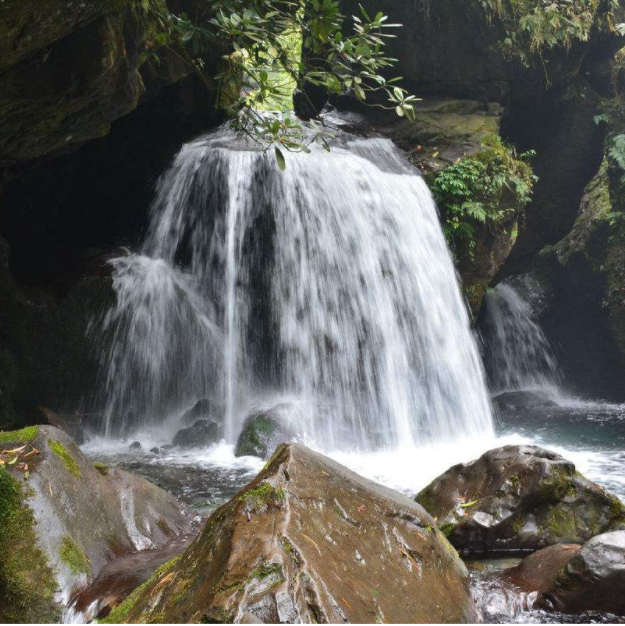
(342, 598), (353, 610)
(23, 448), (40, 458)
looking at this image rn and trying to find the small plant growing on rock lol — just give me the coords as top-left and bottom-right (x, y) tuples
(428, 134), (537, 259)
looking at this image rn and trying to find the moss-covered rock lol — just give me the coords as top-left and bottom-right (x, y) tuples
(415, 445), (625, 556)
(108, 443), (478, 623)
(234, 405), (295, 459)
(0, 425), (195, 621)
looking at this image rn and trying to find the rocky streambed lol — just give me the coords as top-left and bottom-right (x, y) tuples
(2, 421), (625, 624)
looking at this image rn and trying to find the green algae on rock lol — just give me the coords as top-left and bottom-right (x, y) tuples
(0, 425), (39, 445)
(0, 425), (195, 622)
(415, 445), (625, 556)
(0, 467), (59, 623)
(111, 443), (478, 624)
(48, 438), (82, 479)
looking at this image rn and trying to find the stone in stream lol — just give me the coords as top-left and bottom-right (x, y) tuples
(173, 418), (222, 449)
(129, 440), (142, 451)
(180, 398), (222, 425)
(234, 404), (296, 458)
(104, 443), (478, 624)
(415, 445), (625, 556)
(537, 531), (625, 616)
(0, 425), (196, 623)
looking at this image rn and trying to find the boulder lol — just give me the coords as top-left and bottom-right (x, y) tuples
(503, 544), (581, 596)
(234, 405), (296, 459)
(538, 531), (625, 616)
(415, 445), (625, 556)
(172, 419), (222, 449)
(103, 443), (478, 624)
(0, 425), (195, 623)
(180, 398), (222, 425)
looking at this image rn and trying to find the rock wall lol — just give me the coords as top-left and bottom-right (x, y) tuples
(0, 0), (223, 429)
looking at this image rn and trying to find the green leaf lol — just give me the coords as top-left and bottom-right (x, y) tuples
(275, 147), (286, 171)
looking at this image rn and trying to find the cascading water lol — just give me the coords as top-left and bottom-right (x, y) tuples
(94, 121), (493, 450)
(480, 280), (561, 395)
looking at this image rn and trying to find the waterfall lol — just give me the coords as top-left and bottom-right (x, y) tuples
(480, 281), (561, 396)
(95, 122), (493, 449)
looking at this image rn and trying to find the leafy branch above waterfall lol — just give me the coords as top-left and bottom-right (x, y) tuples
(166, 0), (418, 160)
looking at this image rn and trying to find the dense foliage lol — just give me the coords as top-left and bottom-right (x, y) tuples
(479, 0), (620, 65)
(428, 135), (537, 257)
(167, 0), (417, 161)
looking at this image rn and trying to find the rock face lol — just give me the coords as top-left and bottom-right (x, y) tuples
(0, 237), (114, 428)
(539, 531), (625, 616)
(107, 443), (478, 624)
(526, 162), (625, 398)
(0, 425), (195, 622)
(415, 445), (625, 556)
(0, 0), (201, 166)
(234, 405), (296, 459)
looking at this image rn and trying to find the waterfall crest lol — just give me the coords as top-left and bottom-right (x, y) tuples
(95, 123), (493, 449)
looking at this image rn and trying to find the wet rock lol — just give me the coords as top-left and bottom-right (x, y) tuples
(172, 419), (222, 449)
(235, 405), (296, 459)
(38, 406), (87, 445)
(493, 391), (559, 413)
(415, 445), (625, 556)
(538, 531), (625, 616)
(503, 544), (581, 595)
(104, 443), (478, 624)
(0, 425), (195, 623)
(129, 441), (142, 451)
(180, 398), (222, 425)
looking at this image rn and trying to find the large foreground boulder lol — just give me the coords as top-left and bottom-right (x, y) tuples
(415, 445), (625, 556)
(0, 425), (195, 622)
(538, 531), (625, 616)
(106, 443), (478, 624)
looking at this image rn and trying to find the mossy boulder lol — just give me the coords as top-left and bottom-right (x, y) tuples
(0, 425), (195, 621)
(105, 443), (478, 623)
(536, 531), (625, 616)
(234, 405), (296, 459)
(415, 445), (625, 556)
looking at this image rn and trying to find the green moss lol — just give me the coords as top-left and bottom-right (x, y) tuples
(0, 425), (39, 445)
(59, 536), (90, 576)
(93, 461), (109, 475)
(509, 473), (520, 488)
(102, 555), (181, 624)
(0, 467), (59, 622)
(438, 521), (456, 538)
(546, 507), (578, 539)
(48, 438), (81, 478)
(239, 481), (285, 509)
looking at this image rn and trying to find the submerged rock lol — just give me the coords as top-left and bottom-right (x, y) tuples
(173, 418), (222, 449)
(0, 425), (195, 623)
(538, 531), (625, 616)
(106, 443), (478, 624)
(415, 445), (625, 556)
(234, 405), (295, 458)
(180, 398), (222, 425)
